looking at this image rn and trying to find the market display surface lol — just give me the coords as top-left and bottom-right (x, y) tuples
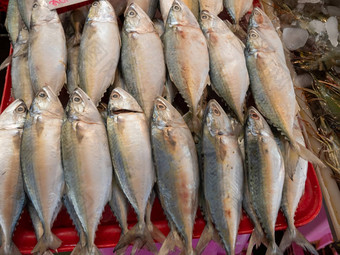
(2, 0), (335, 254)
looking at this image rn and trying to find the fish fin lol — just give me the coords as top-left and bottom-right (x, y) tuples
(265, 243), (283, 255)
(247, 227), (266, 255)
(70, 243), (102, 255)
(195, 221), (216, 254)
(0, 243), (22, 255)
(292, 142), (325, 169)
(279, 228), (318, 255)
(0, 55), (12, 71)
(159, 230), (183, 255)
(147, 222), (165, 243)
(113, 223), (157, 254)
(284, 141), (299, 180)
(31, 232), (62, 254)
(205, 75), (211, 86)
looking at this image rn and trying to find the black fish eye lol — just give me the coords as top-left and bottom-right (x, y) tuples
(157, 103), (166, 110)
(16, 106), (25, 113)
(250, 31), (258, 38)
(254, 10), (260, 15)
(92, 1), (98, 7)
(201, 14), (208, 19)
(33, 3), (38, 8)
(173, 4), (181, 11)
(39, 92), (46, 98)
(111, 92), (120, 99)
(128, 10), (136, 17)
(251, 112), (259, 119)
(213, 107), (220, 116)
(73, 96), (81, 103)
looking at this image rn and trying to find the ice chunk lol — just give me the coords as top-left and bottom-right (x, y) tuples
(326, 16), (339, 47)
(327, 6), (340, 16)
(309, 19), (326, 34)
(283, 27), (309, 51)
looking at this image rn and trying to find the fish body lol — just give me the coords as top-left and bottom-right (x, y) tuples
(121, 3), (165, 122)
(5, 0), (21, 44)
(224, 0), (252, 24)
(164, 0), (209, 129)
(202, 100), (243, 255)
(152, 97), (199, 254)
(11, 25), (34, 108)
(107, 88), (157, 253)
(61, 88), (112, 254)
(245, 107), (284, 255)
(17, 0), (34, 29)
(78, 0), (121, 106)
(0, 100), (27, 255)
(199, 0), (223, 15)
(21, 86), (64, 254)
(200, 11), (249, 124)
(28, 0), (67, 95)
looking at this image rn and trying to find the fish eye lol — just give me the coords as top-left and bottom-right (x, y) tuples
(92, 1), (98, 6)
(173, 4), (181, 11)
(254, 9), (261, 16)
(33, 3), (38, 8)
(157, 103), (166, 110)
(128, 9), (136, 17)
(213, 107), (220, 116)
(250, 112), (259, 119)
(73, 96), (81, 103)
(111, 92), (120, 99)
(250, 31), (258, 38)
(201, 14), (208, 20)
(39, 92), (47, 98)
(16, 105), (26, 113)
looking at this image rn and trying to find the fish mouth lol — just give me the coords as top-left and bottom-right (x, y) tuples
(111, 109), (143, 114)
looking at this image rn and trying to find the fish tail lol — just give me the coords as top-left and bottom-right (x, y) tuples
(195, 221), (217, 254)
(147, 221), (165, 244)
(31, 231), (62, 254)
(246, 228), (265, 255)
(265, 242), (283, 255)
(279, 227), (318, 255)
(70, 243), (102, 255)
(0, 242), (22, 255)
(113, 222), (157, 254)
(159, 230), (183, 255)
(291, 141), (325, 169)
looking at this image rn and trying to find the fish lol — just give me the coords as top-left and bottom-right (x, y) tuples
(128, 0), (158, 18)
(160, 0), (199, 22)
(245, 28), (324, 170)
(5, 0), (21, 44)
(20, 86), (64, 254)
(61, 88), (112, 255)
(163, 0), (209, 133)
(151, 97), (199, 255)
(106, 88), (158, 253)
(224, 0), (253, 24)
(199, 0), (223, 15)
(78, 0), (121, 106)
(201, 100), (243, 255)
(11, 25), (34, 108)
(279, 122), (318, 255)
(17, 0), (34, 29)
(248, 7), (286, 64)
(121, 3), (166, 122)
(0, 99), (27, 255)
(153, 18), (165, 37)
(28, 0), (67, 95)
(244, 107), (284, 255)
(200, 10), (249, 124)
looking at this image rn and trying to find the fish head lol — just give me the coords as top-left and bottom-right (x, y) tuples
(108, 88), (143, 116)
(249, 7), (273, 29)
(30, 0), (59, 27)
(246, 28), (273, 54)
(0, 99), (27, 129)
(66, 88), (102, 123)
(152, 97), (185, 129)
(124, 3), (154, 33)
(166, 0), (198, 28)
(31, 86), (63, 117)
(245, 107), (271, 137)
(204, 100), (233, 137)
(87, 0), (116, 23)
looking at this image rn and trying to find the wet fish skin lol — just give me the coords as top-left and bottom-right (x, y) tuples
(199, 0), (223, 16)
(224, 0), (253, 24)
(28, 0), (67, 95)
(17, 0), (34, 29)
(0, 100), (27, 255)
(202, 100), (243, 255)
(121, 3), (165, 122)
(160, 0), (199, 22)
(21, 86), (64, 254)
(62, 88), (112, 255)
(164, 0), (209, 129)
(151, 97), (199, 254)
(78, 0), (121, 106)
(200, 10), (249, 124)
(245, 107), (284, 255)
(11, 25), (34, 108)
(107, 88), (157, 253)
(5, 0), (21, 44)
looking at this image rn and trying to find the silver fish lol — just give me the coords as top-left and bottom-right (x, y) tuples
(0, 99), (27, 255)
(151, 97), (199, 255)
(61, 88), (112, 255)
(17, 0), (34, 29)
(164, 0), (209, 132)
(28, 0), (67, 95)
(201, 100), (243, 255)
(21, 86), (64, 254)
(245, 107), (284, 255)
(78, 0), (121, 106)
(224, 0), (253, 24)
(107, 88), (157, 253)
(200, 10), (249, 124)
(121, 3), (166, 122)
(5, 0), (21, 44)
(11, 25), (34, 108)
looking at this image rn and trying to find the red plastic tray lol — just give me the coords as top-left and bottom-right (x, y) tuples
(0, 0), (321, 253)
